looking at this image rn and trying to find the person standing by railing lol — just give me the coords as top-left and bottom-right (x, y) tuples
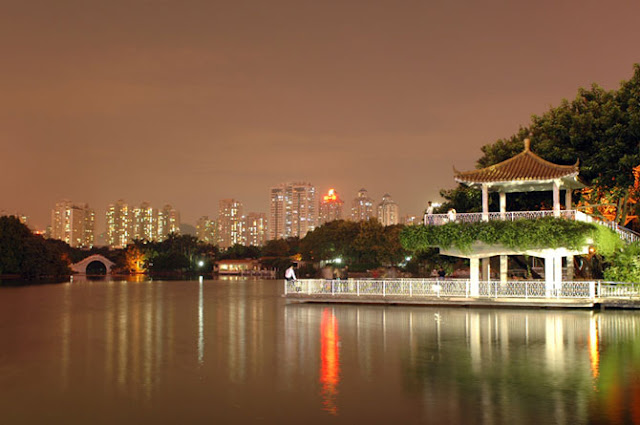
(285, 264), (299, 292)
(447, 209), (457, 223)
(423, 201), (434, 225)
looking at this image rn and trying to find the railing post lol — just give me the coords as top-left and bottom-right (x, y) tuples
(525, 281), (528, 299)
(589, 281), (595, 300)
(383, 281), (386, 297)
(409, 280), (413, 297)
(284, 279), (287, 295)
(331, 280), (335, 296)
(357, 280), (360, 296)
(307, 280), (310, 295)
(466, 280), (469, 298)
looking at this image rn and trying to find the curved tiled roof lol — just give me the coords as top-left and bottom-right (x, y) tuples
(454, 139), (581, 186)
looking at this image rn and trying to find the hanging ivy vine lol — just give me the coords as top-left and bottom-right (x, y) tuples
(400, 217), (618, 255)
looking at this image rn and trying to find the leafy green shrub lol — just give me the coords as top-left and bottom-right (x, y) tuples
(400, 218), (601, 254)
(603, 242), (640, 283)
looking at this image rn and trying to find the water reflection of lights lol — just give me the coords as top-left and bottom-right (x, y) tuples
(589, 315), (600, 380)
(320, 308), (341, 415)
(198, 277), (204, 366)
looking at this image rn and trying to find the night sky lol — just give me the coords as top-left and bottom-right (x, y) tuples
(2, 0), (640, 232)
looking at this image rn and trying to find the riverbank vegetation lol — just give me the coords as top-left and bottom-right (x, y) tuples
(0, 216), (70, 280)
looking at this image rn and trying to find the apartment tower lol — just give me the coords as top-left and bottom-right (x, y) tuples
(50, 200), (95, 248)
(269, 182), (316, 240)
(377, 193), (400, 226)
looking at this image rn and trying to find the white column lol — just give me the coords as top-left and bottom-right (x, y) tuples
(500, 255), (508, 285)
(553, 181), (560, 217)
(554, 254), (563, 293)
(565, 189), (572, 211)
(499, 192), (506, 220)
(545, 256), (554, 297)
(482, 184), (489, 221)
(470, 258), (480, 297)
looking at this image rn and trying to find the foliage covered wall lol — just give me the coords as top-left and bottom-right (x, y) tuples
(400, 218), (609, 254)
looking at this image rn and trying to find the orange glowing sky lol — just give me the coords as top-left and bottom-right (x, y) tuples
(2, 0), (640, 231)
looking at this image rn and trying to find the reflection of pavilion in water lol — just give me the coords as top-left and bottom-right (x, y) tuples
(283, 305), (640, 423)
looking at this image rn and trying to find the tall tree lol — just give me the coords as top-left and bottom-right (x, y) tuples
(0, 216), (70, 280)
(447, 64), (640, 225)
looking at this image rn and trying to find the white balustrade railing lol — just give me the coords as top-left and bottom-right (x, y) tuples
(284, 278), (640, 300)
(423, 209), (640, 244)
(285, 279), (640, 301)
(598, 282), (640, 298)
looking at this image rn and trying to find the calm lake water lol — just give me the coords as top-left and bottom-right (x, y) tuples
(1, 277), (639, 424)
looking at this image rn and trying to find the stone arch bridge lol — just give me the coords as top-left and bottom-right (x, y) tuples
(70, 254), (116, 275)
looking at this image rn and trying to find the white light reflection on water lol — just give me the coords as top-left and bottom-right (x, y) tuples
(1, 278), (640, 424)
(198, 276), (204, 366)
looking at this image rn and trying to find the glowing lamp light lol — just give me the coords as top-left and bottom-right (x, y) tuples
(198, 260), (204, 267)
(334, 258), (342, 264)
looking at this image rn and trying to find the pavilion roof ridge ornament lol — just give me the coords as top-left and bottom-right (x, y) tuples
(453, 138), (585, 193)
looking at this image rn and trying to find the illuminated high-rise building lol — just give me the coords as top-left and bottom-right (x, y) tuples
(131, 201), (157, 241)
(218, 199), (244, 249)
(106, 199), (130, 248)
(50, 200), (95, 248)
(351, 188), (375, 222)
(158, 204), (180, 241)
(269, 182), (317, 240)
(196, 216), (217, 244)
(244, 212), (268, 247)
(377, 193), (400, 226)
(318, 188), (344, 225)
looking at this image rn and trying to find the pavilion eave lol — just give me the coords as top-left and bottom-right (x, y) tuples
(454, 175), (585, 193)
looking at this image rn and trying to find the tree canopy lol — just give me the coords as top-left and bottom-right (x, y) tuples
(0, 216), (71, 280)
(300, 219), (408, 271)
(443, 64), (640, 226)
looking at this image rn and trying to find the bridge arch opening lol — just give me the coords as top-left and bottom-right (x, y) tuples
(85, 260), (107, 276)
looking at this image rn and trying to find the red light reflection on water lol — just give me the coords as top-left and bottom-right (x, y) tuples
(589, 318), (599, 380)
(319, 308), (340, 415)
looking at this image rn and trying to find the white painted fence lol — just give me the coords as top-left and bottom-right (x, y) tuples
(285, 279), (640, 301)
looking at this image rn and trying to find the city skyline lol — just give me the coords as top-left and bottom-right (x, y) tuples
(36, 184), (408, 247)
(2, 1), (640, 231)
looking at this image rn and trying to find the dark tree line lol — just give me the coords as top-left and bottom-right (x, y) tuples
(0, 216), (70, 280)
(299, 219), (408, 272)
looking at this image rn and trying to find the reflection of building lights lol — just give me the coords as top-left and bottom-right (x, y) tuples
(320, 308), (340, 416)
(589, 317), (599, 379)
